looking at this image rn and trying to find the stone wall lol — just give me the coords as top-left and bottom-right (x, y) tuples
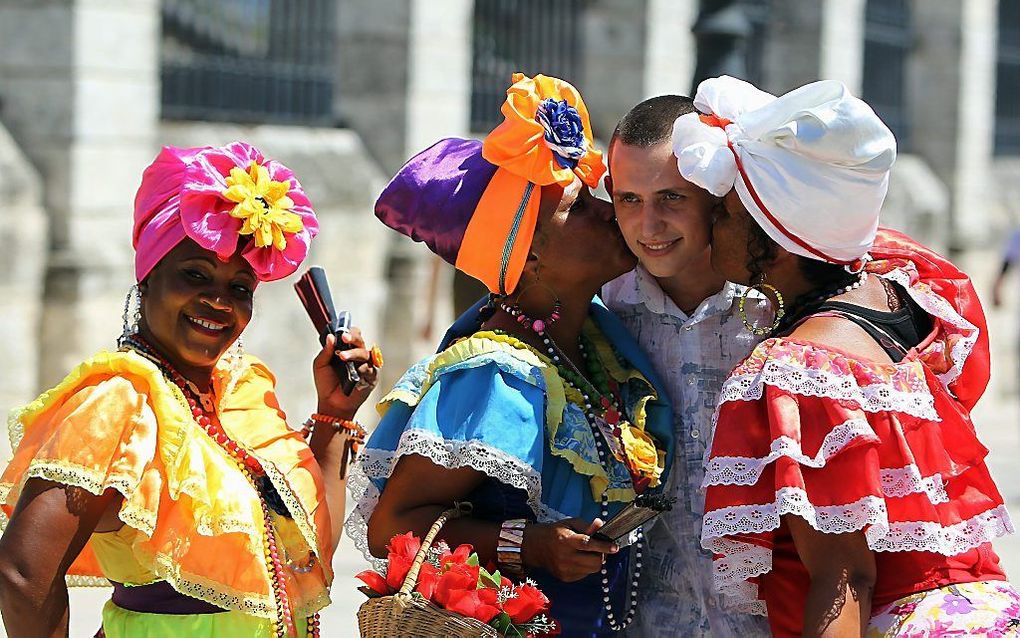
(0, 123), (47, 461)
(0, 0), (159, 390)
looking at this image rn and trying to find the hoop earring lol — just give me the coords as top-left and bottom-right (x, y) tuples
(739, 274), (785, 336)
(500, 282), (562, 334)
(119, 284), (142, 346)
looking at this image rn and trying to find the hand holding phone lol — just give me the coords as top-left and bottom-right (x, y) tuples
(295, 267), (360, 395)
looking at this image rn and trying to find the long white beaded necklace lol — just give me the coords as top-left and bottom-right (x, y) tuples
(539, 328), (644, 631)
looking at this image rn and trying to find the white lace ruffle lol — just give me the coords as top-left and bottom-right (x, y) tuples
(701, 486), (1015, 612)
(702, 419), (876, 487)
(878, 269), (978, 392)
(344, 428), (568, 565)
(880, 465), (949, 504)
(719, 359), (939, 421)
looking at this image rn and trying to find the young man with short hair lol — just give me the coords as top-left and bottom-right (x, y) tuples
(601, 95), (771, 636)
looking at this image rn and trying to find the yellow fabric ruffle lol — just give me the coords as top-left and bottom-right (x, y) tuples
(377, 327), (662, 501)
(0, 350), (332, 620)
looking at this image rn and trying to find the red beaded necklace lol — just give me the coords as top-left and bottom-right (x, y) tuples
(120, 335), (320, 637)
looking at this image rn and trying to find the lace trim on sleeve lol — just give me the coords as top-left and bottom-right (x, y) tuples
(702, 419), (877, 487)
(345, 428), (569, 565)
(719, 359), (939, 421)
(701, 487), (1015, 612)
(879, 268), (977, 391)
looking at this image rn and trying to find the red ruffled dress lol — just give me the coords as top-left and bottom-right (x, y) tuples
(701, 230), (1015, 637)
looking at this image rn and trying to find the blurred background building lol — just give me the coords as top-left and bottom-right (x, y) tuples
(2, 0), (1017, 418)
(2, 0), (1020, 633)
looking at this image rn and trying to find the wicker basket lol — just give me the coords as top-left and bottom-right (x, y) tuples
(357, 507), (501, 638)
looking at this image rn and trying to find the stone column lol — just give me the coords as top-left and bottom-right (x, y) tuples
(336, 0), (471, 173)
(578, 0), (648, 138)
(820, 0), (866, 94)
(761, 0), (823, 93)
(0, 124), (46, 460)
(643, 0), (698, 98)
(908, 0), (998, 249)
(336, 0), (473, 382)
(0, 0), (160, 389)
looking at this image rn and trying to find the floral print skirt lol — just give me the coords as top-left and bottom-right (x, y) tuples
(866, 580), (1020, 637)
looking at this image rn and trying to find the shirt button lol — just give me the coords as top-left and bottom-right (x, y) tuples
(690, 429), (700, 439)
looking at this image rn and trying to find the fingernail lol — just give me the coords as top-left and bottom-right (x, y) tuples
(611, 544), (619, 553)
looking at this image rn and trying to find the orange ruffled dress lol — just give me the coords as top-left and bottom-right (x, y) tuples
(0, 350), (334, 637)
(700, 229), (1015, 637)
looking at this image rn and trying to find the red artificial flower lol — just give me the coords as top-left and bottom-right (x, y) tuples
(386, 531), (422, 561)
(384, 532), (421, 590)
(415, 562), (440, 601)
(503, 583), (551, 624)
(355, 569), (391, 596)
(439, 543), (474, 568)
(443, 586), (502, 624)
(434, 563), (481, 607)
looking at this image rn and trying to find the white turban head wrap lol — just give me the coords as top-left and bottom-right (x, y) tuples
(671, 75), (896, 265)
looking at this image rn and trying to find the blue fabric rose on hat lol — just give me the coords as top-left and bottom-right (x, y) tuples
(536, 98), (587, 169)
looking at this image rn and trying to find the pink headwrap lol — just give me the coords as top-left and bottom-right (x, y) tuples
(132, 142), (319, 282)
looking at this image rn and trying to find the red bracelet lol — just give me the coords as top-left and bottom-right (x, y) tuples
(305, 414), (366, 442)
(303, 414), (367, 480)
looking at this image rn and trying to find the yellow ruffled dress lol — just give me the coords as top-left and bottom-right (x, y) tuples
(0, 350), (333, 637)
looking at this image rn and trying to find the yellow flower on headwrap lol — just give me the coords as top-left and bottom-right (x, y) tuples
(223, 161), (305, 250)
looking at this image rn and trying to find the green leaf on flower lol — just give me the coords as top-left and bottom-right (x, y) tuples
(477, 565), (502, 589)
(491, 612), (526, 636)
(466, 553), (480, 567)
(491, 612), (513, 633)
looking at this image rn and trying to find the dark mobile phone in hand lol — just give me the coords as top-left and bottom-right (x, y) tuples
(294, 266), (360, 395)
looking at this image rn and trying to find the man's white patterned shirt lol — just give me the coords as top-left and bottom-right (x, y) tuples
(602, 266), (771, 637)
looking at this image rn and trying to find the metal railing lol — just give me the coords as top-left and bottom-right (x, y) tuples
(160, 0), (337, 125)
(862, 0), (911, 150)
(470, 0), (585, 133)
(997, 0), (1020, 155)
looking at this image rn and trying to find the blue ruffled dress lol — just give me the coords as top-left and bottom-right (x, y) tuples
(347, 299), (674, 637)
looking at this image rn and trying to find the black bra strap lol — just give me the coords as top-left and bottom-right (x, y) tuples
(807, 309), (910, 362)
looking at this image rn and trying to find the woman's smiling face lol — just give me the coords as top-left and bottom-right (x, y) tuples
(137, 238), (256, 381)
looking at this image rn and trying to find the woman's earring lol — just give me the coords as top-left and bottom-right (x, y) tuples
(119, 284), (142, 345)
(739, 273), (785, 336)
(232, 335), (245, 358)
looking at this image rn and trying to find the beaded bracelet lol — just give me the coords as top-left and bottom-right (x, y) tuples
(497, 518), (527, 579)
(302, 414), (367, 480)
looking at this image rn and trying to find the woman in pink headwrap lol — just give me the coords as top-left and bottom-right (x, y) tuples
(674, 77), (1019, 636)
(0, 142), (378, 638)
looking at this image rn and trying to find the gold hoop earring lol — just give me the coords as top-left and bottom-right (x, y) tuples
(739, 274), (785, 336)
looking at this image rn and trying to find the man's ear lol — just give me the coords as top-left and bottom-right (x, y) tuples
(605, 174), (614, 197)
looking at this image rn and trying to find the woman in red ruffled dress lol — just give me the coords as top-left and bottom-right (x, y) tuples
(671, 75), (1020, 636)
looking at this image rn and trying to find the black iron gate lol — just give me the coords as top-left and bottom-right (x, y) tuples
(470, 0), (585, 133)
(996, 0), (1020, 154)
(862, 0), (911, 150)
(161, 0), (337, 125)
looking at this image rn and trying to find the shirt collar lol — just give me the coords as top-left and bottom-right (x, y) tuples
(616, 265), (746, 323)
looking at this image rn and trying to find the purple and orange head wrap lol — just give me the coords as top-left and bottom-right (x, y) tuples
(132, 141), (319, 283)
(375, 73), (605, 295)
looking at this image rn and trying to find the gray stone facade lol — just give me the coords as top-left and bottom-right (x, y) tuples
(1, 0), (1017, 454)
